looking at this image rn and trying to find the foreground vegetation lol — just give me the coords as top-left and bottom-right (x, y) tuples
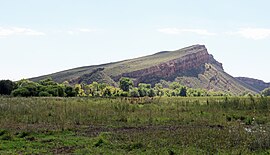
(1, 96), (270, 154)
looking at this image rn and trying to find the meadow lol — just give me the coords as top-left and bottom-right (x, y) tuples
(0, 96), (270, 154)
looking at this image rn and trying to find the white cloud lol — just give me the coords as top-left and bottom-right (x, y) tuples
(67, 31), (75, 35)
(157, 28), (216, 36)
(78, 28), (97, 33)
(228, 28), (270, 40)
(66, 28), (99, 35)
(0, 27), (45, 36)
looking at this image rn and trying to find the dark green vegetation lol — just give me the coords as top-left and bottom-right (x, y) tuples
(9, 78), (231, 97)
(262, 88), (270, 97)
(0, 80), (15, 95)
(1, 96), (270, 154)
(29, 45), (259, 95)
(10, 78), (77, 97)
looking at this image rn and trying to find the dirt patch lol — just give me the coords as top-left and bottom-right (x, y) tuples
(52, 146), (75, 154)
(80, 124), (226, 137)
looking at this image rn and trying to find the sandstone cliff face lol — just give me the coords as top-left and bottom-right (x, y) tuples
(115, 45), (221, 85)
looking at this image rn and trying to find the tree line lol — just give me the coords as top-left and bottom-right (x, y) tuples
(0, 77), (268, 97)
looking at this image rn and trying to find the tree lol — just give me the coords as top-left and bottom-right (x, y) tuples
(171, 90), (177, 96)
(148, 88), (156, 97)
(179, 87), (187, 97)
(90, 82), (100, 96)
(84, 85), (91, 96)
(138, 83), (151, 97)
(75, 84), (86, 96)
(0, 80), (15, 95)
(11, 87), (31, 97)
(98, 83), (108, 91)
(154, 83), (163, 89)
(138, 83), (151, 89)
(57, 85), (65, 97)
(154, 83), (164, 96)
(138, 88), (148, 97)
(38, 91), (51, 97)
(14, 80), (39, 96)
(120, 91), (129, 97)
(39, 78), (57, 86)
(130, 88), (140, 97)
(119, 77), (133, 92)
(262, 87), (270, 96)
(113, 88), (123, 97)
(169, 82), (181, 90)
(45, 85), (59, 96)
(65, 86), (77, 97)
(163, 88), (171, 97)
(102, 86), (114, 97)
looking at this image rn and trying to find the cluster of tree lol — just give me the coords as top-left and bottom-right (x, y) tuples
(1, 77), (231, 97)
(92, 77), (228, 97)
(0, 78), (77, 97)
(262, 87), (270, 96)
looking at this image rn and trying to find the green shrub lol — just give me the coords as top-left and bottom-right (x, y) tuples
(11, 87), (31, 97)
(1, 134), (13, 140)
(125, 142), (144, 151)
(17, 131), (30, 138)
(38, 91), (51, 97)
(262, 88), (270, 96)
(0, 129), (7, 136)
(0, 80), (15, 95)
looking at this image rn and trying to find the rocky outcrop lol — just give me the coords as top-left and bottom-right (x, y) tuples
(114, 45), (221, 85)
(69, 68), (118, 86)
(209, 54), (223, 70)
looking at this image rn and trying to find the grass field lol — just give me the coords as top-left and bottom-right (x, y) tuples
(1, 96), (270, 154)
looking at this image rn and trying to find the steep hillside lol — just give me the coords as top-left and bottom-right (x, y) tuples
(236, 77), (270, 91)
(30, 45), (258, 95)
(69, 68), (118, 87)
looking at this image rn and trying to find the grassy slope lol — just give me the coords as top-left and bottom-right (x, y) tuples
(236, 77), (270, 91)
(30, 45), (204, 83)
(177, 63), (259, 94)
(72, 70), (118, 86)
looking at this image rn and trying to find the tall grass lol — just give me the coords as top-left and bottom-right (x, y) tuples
(1, 96), (270, 154)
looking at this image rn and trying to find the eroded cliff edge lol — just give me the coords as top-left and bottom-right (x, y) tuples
(113, 45), (223, 85)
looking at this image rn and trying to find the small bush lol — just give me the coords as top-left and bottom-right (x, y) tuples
(17, 131), (30, 138)
(125, 142), (144, 151)
(168, 149), (175, 155)
(1, 134), (13, 140)
(245, 117), (253, 125)
(226, 116), (232, 122)
(94, 137), (107, 147)
(38, 91), (51, 97)
(0, 129), (7, 136)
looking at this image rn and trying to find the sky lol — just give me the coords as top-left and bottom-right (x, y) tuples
(0, 0), (270, 82)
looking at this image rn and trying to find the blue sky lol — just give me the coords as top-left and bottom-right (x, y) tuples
(1, 0), (270, 82)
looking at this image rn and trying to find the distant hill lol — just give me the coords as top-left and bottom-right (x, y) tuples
(236, 77), (270, 92)
(30, 45), (259, 95)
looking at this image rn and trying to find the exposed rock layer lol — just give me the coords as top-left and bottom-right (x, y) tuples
(115, 45), (222, 85)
